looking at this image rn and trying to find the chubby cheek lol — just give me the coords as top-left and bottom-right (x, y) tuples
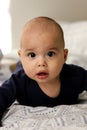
(51, 66), (61, 76)
(23, 65), (34, 78)
(21, 60), (34, 77)
(50, 60), (64, 75)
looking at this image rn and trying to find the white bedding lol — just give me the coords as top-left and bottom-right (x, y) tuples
(0, 103), (87, 130)
(60, 21), (87, 69)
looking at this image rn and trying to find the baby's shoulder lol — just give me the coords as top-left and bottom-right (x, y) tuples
(61, 63), (87, 77)
(11, 66), (27, 81)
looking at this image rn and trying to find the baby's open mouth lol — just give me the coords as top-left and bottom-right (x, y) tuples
(36, 72), (48, 79)
(37, 72), (47, 75)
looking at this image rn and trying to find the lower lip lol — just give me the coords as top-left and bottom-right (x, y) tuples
(36, 74), (48, 79)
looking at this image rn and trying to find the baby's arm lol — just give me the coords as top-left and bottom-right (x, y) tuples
(0, 77), (16, 126)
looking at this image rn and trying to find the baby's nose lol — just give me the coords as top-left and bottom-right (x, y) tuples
(37, 57), (47, 67)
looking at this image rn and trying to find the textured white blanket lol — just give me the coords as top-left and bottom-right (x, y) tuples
(0, 103), (87, 130)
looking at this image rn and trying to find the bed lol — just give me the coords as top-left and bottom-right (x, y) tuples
(0, 102), (87, 130)
(0, 21), (87, 129)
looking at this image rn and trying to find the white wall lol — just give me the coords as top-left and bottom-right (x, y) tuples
(9, 0), (87, 50)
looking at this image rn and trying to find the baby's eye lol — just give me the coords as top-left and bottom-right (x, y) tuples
(28, 52), (36, 58)
(47, 51), (55, 57)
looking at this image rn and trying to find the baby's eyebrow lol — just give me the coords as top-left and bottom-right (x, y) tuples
(25, 48), (35, 51)
(48, 47), (58, 50)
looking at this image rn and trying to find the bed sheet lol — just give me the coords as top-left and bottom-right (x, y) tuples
(0, 102), (87, 130)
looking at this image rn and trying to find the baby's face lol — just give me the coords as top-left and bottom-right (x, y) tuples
(18, 26), (68, 84)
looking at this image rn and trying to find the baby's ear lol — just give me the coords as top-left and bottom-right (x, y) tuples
(18, 49), (21, 57)
(64, 49), (68, 62)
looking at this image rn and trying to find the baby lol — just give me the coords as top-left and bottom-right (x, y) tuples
(0, 16), (87, 126)
(18, 16), (68, 98)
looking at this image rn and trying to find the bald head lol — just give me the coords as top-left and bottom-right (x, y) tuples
(20, 16), (65, 48)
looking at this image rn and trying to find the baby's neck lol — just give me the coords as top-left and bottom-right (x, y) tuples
(38, 79), (61, 98)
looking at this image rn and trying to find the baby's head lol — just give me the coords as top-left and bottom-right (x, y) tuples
(20, 16), (65, 49)
(18, 16), (68, 84)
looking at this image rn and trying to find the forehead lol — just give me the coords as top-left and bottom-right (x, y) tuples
(20, 17), (64, 48)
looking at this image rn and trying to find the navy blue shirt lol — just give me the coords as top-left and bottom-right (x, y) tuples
(0, 63), (87, 124)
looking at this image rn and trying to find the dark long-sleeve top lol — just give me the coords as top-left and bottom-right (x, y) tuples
(0, 63), (87, 124)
